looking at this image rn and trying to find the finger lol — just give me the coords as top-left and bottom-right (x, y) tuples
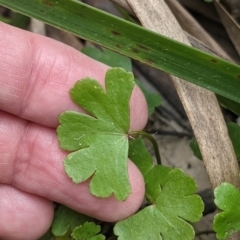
(0, 111), (145, 222)
(0, 22), (148, 130)
(0, 184), (53, 240)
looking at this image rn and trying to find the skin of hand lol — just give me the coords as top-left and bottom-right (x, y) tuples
(0, 22), (148, 240)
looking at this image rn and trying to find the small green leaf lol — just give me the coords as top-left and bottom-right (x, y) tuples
(57, 68), (135, 201)
(114, 166), (203, 240)
(82, 47), (162, 115)
(120, 138), (203, 239)
(128, 137), (167, 202)
(71, 222), (105, 240)
(51, 205), (92, 237)
(82, 46), (132, 72)
(213, 182), (240, 239)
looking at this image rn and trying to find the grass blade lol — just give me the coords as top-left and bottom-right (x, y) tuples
(0, 0), (240, 103)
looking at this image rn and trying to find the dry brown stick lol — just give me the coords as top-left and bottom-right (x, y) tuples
(114, 0), (240, 238)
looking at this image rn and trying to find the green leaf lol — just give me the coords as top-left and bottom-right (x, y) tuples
(217, 95), (240, 116)
(189, 138), (203, 160)
(82, 47), (132, 72)
(1, 0), (240, 104)
(190, 122), (240, 160)
(10, 12), (30, 29)
(71, 222), (105, 240)
(114, 167), (203, 239)
(227, 122), (240, 159)
(82, 46), (161, 115)
(213, 183), (240, 239)
(118, 138), (203, 239)
(134, 79), (162, 115)
(128, 137), (166, 202)
(57, 68), (134, 201)
(51, 205), (92, 237)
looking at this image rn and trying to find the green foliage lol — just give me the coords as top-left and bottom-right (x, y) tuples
(190, 122), (240, 160)
(71, 222), (105, 240)
(82, 46), (162, 115)
(114, 138), (204, 240)
(51, 205), (92, 237)
(227, 122), (240, 159)
(213, 183), (240, 239)
(56, 68), (204, 239)
(128, 137), (167, 202)
(57, 68), (134, 201)
(217, 95), (240, 116)
(1, 0), (240, 105)
(3, 1), (240, 239)
(191, 123), (240, 239)
(189, 137), (203, 160)
(50, 206), (104, 240)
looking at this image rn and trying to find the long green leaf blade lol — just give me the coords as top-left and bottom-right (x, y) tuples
(1, 0), (240, 103)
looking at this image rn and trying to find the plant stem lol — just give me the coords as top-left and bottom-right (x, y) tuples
(128, 130), (162, 165)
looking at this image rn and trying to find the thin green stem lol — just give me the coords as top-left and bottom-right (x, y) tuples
(128, 131), (162, 165)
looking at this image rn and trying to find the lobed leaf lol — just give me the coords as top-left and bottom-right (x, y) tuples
(82, 46), (162, 115)
(213, 182), (240, 239)
(114, 166), (203, 240)
(71, 222), (105, 240)
(51, 205), (92, 237)
(57, 68), (134, 201)
(116, 138), (204, 239)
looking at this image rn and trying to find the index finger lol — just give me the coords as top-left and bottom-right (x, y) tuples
(0, 22), (148, 129)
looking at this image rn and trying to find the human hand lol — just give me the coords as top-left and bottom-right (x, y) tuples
(0, 22), (148, 240)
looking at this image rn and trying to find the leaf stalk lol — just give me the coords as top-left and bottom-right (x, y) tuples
(128, 131), (161, 165)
